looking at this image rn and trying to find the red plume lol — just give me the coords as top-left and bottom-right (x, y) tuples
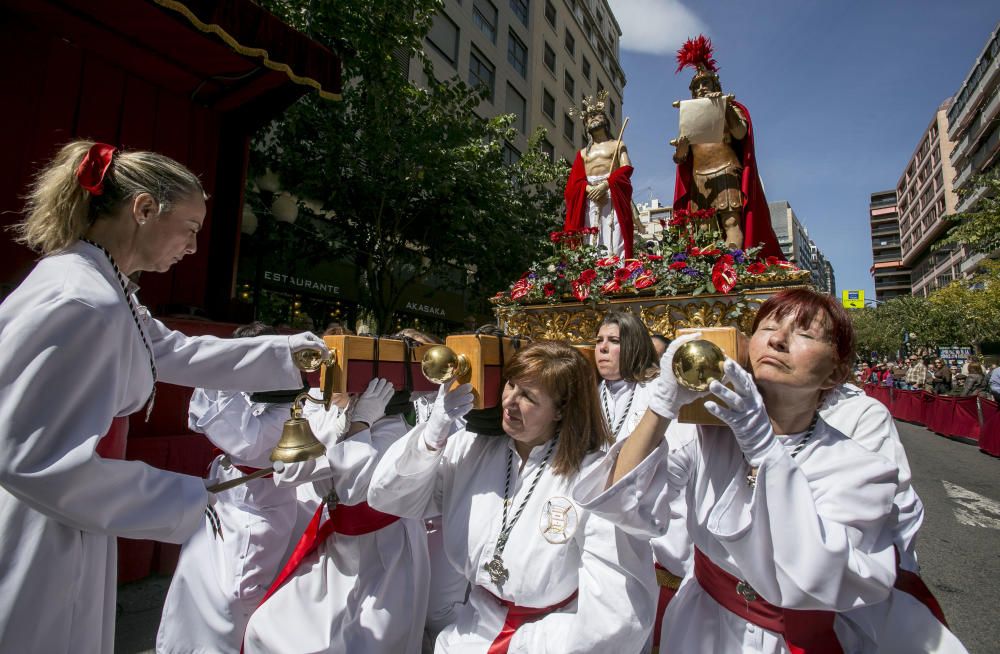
(675, 35), (718, 74)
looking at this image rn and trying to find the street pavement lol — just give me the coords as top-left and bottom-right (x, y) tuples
(115, 419), (1000, 653)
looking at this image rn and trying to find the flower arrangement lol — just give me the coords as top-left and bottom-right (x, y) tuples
(493, 208), (803, 307)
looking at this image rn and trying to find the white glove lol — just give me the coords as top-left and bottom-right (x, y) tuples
(270, 458), (335, 488)
(351, 378), (395, 426)
(704, 359), (779, 467)
(288, 332), (330, 358)
(423, 383), (474, 450)
(648, 332), (709, 419)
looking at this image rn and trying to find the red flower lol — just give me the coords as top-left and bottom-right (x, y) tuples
(571, 280), (590, 301)
(747, 262), (767, 275)
(690, 247), (722, 257)
(711, 257), (737, 293)
(614, 267), (631, 282)
(510, 279), (533, 300)
(646, 254), (664, 261)
(579, 268), (598, 284)
(634, 273), (657, 289)
(765, 256), (780, 266)
(596, 256), (620, 268)
(601, 279), (621, 294)
(668, 214), (688, 227)
(624, 259), (644, 274)
(550, 231), (561, 243)
(669, 261), (687, 270)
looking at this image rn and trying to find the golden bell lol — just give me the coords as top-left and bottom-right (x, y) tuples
(421, 345), (470, 385)
(672, 339), (726, 392)
(270, 394), (328, 464)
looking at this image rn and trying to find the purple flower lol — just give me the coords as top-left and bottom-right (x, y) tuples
(527, 272), (537, 279)
(732, 250), (745, 264)
(683, 267), (700, 277)
(672, 252), (687, 262)
(557, 262), (567, 270)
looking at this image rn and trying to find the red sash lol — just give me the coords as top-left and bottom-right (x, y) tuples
(894, 549), (948, 627)
(482, 587), (578, 654)
(693, 548), (843, 654)
(258, 501), (400, 607)
(95, 416), (129, 459)
(652, 562), (682, 652)
(209, 448), (273, 479)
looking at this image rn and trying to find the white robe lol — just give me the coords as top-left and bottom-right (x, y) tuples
(821, 385), (969, 653)
(244, 414), (429, 654)
(368, 425), (657, 653)
(586, 172), (626, 258)
(156, 391), (299, 654)
(0, 241), (302, 653)
(573, 419), (900, 654)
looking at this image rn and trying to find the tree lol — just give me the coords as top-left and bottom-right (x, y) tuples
(928, 260), (1000, 351)
(247, 0), (567, 332)
(935, 168), (1000, 256)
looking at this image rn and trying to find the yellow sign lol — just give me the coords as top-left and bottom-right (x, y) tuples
(842, 289), (865, 308)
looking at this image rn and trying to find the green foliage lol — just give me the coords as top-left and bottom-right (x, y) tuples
(935, 169), (1000, 255)
(850, 262), (1000, 359)
(249, 0), (566, 331)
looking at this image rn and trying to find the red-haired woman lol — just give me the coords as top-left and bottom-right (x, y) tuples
(369, 341), (656, 653)
(575, 288), (914, 653)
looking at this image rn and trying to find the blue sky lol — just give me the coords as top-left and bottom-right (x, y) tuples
(608, 0), (998, 298)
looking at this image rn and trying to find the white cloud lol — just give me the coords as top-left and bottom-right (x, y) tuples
(607, 0), (708, 56)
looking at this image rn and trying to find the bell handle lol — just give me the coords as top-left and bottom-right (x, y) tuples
(291, 391), (329, 419)
(207, 465), (277, 493)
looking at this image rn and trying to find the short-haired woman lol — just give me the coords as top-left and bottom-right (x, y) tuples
(0, 141), (327, 652)
(575, 288), (905, 652)
(369, 341), (657, 652)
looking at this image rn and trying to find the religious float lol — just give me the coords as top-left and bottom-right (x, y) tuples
(492, 35), (811, 344)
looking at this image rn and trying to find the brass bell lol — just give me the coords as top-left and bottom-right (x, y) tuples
(270, 393), (328, 463)
(421, 345), (471, 385)
(672, 339), (726, 392)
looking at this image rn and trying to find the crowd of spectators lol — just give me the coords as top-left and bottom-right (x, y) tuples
(855, 354), (1000, 403)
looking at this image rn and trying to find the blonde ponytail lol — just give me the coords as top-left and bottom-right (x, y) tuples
(14, 140), (206, 255)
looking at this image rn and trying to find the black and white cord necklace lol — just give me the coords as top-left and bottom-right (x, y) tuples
(483, 436), (558, 588)
(600, 380), (635, 438)
(81, 238), (157, 421)
(745, 411), (820, 488)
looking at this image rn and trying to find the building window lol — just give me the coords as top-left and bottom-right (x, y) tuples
(503, 141), (521, 166)
(542, 89), (555, 121)
(544, 0), (556, 26)
(544, 42), (556, 72)
(563, 113), (575, 142)
(597, 80), (605, 96)
(609, 98), (616, 120)
(564, 71), (575, 98)
(582, 56), (591, 81)
(507, 30), (527, 77)
(505, 83), (527, 133)
(510, 0), (528, 26)
(426, 12), (459, 64)
(473, 0), (498, 44)
(564, 29), (575, 57)
(469, 48), (495, 101)
(541, 138), (555, 162)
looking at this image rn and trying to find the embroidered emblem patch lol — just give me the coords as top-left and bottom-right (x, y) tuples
(539, 496), (577, 543)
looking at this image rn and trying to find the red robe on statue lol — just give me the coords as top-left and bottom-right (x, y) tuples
(564, 152), (635, 259)
(673, 100), (784, 261)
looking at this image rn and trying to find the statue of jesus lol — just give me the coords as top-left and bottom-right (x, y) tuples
(563, 91), (636, 259)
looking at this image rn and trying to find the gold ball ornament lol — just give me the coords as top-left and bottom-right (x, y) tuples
(672, 340), (726, 392)
(421, 345), (470, 385)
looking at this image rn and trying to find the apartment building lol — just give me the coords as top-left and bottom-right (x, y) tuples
(768, 200), (835, 294)
(415, 0), (627, 165)
(946, 22), (1000, 277)
(869, 190), (911, 301)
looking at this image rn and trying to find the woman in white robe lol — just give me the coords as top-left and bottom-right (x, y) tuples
(820, 385), (968, 653)
(244, 378), (430, 654)
(0, 141), (328, 654)
(575, 288), (902, 653)
(369, 340), (657, 653)
(596, 311), (692, 653)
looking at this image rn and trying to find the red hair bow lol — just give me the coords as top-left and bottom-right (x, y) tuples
(75, 143), (117, 196)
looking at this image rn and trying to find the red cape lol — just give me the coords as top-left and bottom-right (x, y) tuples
(673, 100), (784, 261)
(564, 152), (635, 258)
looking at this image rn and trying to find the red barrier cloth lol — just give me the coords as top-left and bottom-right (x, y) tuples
(891, 390), (922, 423)
(979, 398), (1000, 457)
(482, 587), (578, 654)
(924, 395), (954, 435)
(870, 385), (891, 409)
(948, 397), (981, 441)
(693, 548), (843, 654)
